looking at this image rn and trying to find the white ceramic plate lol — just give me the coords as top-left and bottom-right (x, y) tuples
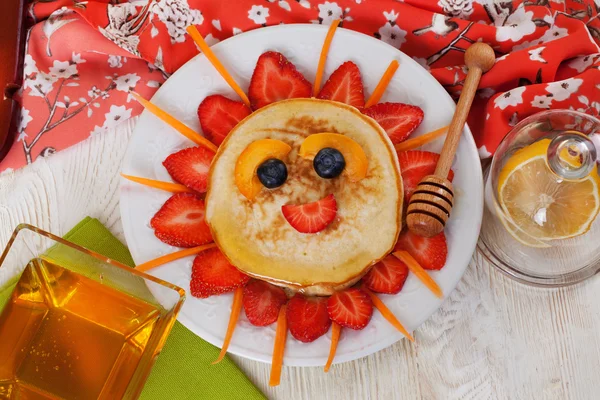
(120, 24), (483, 367)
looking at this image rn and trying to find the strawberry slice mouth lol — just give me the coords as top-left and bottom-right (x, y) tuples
(281, 194), (338, 234)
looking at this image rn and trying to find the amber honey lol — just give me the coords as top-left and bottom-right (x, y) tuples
(0, 259), (162, 399)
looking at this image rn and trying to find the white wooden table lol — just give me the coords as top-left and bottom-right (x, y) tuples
(1, 118), (599, 400)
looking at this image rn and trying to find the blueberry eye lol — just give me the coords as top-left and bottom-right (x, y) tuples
(313, 147), (345, 179)
(257, 158), (288, 188)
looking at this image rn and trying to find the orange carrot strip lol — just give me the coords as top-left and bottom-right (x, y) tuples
(393, 251), (443, 299)
(186, 25), (251, 108)
(394, 126), (449, 152)
(213, 287), (244, 364)
(365, 60), (399, 108)
(121, 174), (193, 194)
(269, 305), (288, 386)
(135, 243), (216, 272)
(130, 91), (218, 152)
(313, 20), (341, 97)
(363, 287), (415, 342)
(324, 322), (341, 372)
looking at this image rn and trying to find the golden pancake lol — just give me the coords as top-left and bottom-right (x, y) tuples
(205, 98), (403, 296)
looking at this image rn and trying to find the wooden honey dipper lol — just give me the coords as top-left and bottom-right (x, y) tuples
(406, 42), (495, 238)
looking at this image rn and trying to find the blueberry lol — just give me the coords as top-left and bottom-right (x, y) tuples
(257, 158), (287, 188)
(313, 147), (345, 179)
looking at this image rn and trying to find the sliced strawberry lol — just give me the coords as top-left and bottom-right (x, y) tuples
(394, 229), (448, 270)
(248, 51), (312, 110)
(363, 103), (424, 144)
(317, 61), (365, 108)
(326, 288), (373, 330)
(398, 150), (454, 202)
(286, 294), (331, 342)
(163, 146), (214, 193)
(243, 280), (288, 326)
(198, 95), (251, 146)
(150, 193), (213, 248)
(190, 247), (250, 298)
(362, 255), (409, 294)
(281, 194), (337, 234)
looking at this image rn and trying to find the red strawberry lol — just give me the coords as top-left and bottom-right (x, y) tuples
(190, 247), (250, 298)
(317, 61), (365, 108)
(248, 51), (312, 110)
(198, 95), (251, 146)
(398, 151), (454, 202)
(326, 288), (373, 330)
(243, 280), (288, 326)
(150, 193), (213, 248)
(363, 103), (424, 144)
(163, 146), (214, 193)
(286, 294), (331, 342)
(362, 255), (409, 294)
(281, 194), (337, 234)
(394, 229), (448, 270)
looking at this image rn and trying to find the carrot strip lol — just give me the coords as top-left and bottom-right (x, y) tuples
(324, 322), (341, 372)
(365, 60), (399, 108)
(313, 20), (341, 97)
(135, 243), (216, 272)
(393, 251), (443, 299)
(121, 174), (194, 194)
(186, 25), (251, 108)
(269, 305), (288, 386)
(213, 287), (244, 364)
(130, 91), (218, 152)
(394, 126), (449, 152)
(363, 287), (415, 342)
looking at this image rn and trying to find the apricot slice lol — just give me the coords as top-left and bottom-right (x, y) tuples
(299, 133), (368, 182)
(235, 139), (292, 200)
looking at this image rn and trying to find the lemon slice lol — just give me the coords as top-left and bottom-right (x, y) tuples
(496, 208), (551, 248)
(497, 139), (600, 242)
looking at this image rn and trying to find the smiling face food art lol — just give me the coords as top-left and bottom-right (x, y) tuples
(125, 22), (451, 385)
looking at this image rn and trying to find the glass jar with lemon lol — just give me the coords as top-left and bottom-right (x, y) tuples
(478, 110), (600, 286)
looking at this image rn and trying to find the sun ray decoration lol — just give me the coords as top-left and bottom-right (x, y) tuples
(213, 287), (244, 364)
(135, 243), (216, 273)
(394, 125), (448, 152)
(124, 20), (457, 385)
(186, 25), (251, 108)
(130, 91), (218, 152)
(121, 174), (195, 194)
(313, 20), (341, 97)
(365, 59), (399, 108)
(269, 305), (288, 387)
(393, 251), (443, 298)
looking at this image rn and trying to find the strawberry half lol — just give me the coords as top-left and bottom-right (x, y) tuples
(398, 150), (454, 202)
(150, 193), (213, 248)
(363, 103), (424, 144)
(394, 229), (448, 270)
(326, 288), (373, 330)
(243, 280), (288, 326)
(198, 94), (251, 146)
(317, 61), (365, 108)
(190, 247), (250, 298)
(281, 194), (337, 234)
(248, 51), (312, 110)
(362, 255), (409, 294)
(163, 146), (214, 193)
(286, 294), (331, 343)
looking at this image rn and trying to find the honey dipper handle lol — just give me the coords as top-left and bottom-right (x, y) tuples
(434, 43), (495, 177)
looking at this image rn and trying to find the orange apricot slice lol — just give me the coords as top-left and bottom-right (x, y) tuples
(235, 139), (292, 200)
(299, 133), (368, 182)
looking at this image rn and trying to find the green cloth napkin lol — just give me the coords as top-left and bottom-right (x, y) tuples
(0, 217), (265, 400)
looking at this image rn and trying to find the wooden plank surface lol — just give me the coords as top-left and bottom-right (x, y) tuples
(1, 118), (599, 400)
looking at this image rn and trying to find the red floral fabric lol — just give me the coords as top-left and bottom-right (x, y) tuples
(3, 0), (599, 172)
